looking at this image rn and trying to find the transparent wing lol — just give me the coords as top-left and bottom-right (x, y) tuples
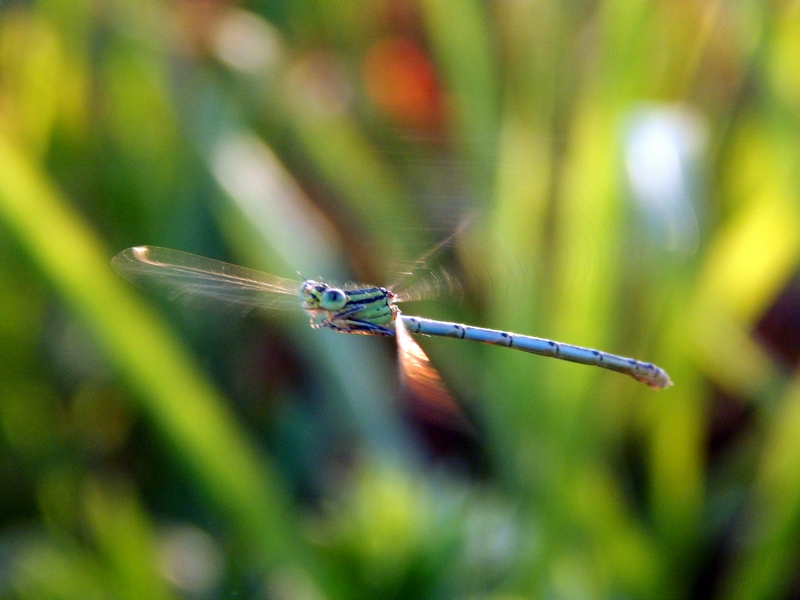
(389, 219), (472, 304)
(111, 246), (302, 313)
(395, 311), (472, 432)
(392, 265), (463, 304)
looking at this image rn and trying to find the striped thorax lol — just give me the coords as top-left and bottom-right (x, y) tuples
(299, 280), (398, 336)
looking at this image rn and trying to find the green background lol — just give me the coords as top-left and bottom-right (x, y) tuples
(1, 0), (800, 598)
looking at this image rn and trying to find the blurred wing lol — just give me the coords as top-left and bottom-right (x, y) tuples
(392, 265), (463, 304)
(389, 217), (472, 302)
(395, 312), (472, 432)
(112, 246), (302, 313)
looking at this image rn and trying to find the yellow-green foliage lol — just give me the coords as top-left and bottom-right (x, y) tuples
(1, 1), (799, 598)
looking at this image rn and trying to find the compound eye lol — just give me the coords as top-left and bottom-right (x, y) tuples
(321, 288), (347, 311)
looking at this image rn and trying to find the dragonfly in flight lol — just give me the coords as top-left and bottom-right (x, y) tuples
(112, 246), (673, 398)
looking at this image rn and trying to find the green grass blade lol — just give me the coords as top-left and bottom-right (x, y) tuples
(0, 133), (318, 580)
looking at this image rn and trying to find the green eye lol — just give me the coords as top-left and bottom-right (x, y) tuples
(321, 288), (347, 310)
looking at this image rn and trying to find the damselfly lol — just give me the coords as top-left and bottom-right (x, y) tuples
(112, 246), (672, 390)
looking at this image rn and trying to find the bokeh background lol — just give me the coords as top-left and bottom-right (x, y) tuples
(1, 0), (800, 598)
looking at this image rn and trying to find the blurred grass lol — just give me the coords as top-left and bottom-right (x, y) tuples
(1, 0), (800, 598)
(0, 130), (319, 586)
